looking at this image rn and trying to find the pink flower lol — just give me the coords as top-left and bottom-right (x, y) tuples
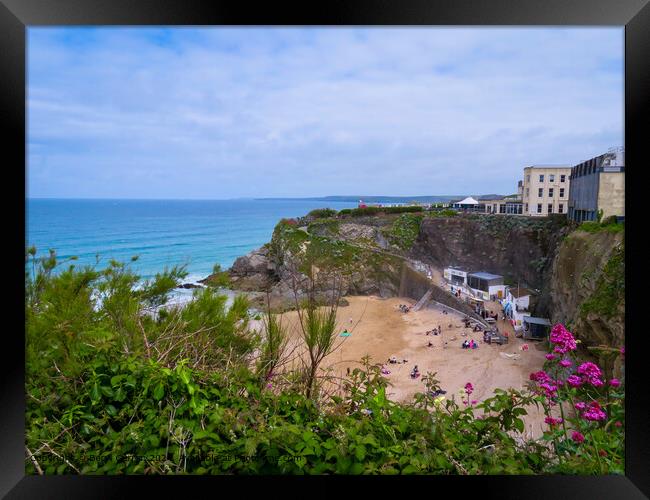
(549, 324), (577, 354)
(540, 383), (558, 398)
(575, 401), (587, 411)
(559, 359), (572, 368)
(530, 370), (551, 384)
(471, 400), (478, 405)
(609, 378), (621, 388)
(567, 375), (583, 388)
(615, 421), (622, 427)
(620, 346), (625, 355)
(545, 416), (563, 426)
(266, 383), (273, 389)
(464, 382), (474, 396)
(577, 362), (604, 387)
(581, 401), (607, 422)
(571, 431), (585, 443)
(545, 354), (556, 361)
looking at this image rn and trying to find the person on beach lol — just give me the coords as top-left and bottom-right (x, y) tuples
(410, 365), (420, 379)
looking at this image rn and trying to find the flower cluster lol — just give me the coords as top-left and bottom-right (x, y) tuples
(577, 362), (604, 387)
(566, 375), (582, 388)
(549, 324), (577, 354)
(577, 401), (607, 422)
(530, 370), (551, 384)
(464, 382), (474, 396)
(530, 370), (560, 398)
(544, 416), (563, 427)
(571, 431), (585, 443)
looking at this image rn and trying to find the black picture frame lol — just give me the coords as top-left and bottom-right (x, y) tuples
(2, 0), (648, 497)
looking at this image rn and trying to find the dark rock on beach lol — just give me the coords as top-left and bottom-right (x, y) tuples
(178, 282), (202, 289)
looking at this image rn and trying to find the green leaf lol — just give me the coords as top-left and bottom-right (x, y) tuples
(514, 418), (525, 433)
(402, 464), (418, 474)
(90, 383), (101, 402)
(153, 383), (165, 401)
(349, 462), (364, 475)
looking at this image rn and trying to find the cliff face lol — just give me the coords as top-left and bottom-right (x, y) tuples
(216, 212), (624, 367)
(547, 229), (625, 376)
(411, 214), (570, 290)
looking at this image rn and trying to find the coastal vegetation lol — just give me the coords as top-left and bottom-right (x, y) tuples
(580, 241), (624, 320)
(201, 263), (232, 288)
(382, 213), (424, 250)
(337, 205), (424, 217)
(577, 219), (624, 234)
(25, 246), (624, 475)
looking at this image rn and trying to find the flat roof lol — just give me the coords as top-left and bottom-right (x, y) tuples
(524, 317), (551, 326)
(509, 287), (533, 298)
(469, 272), (503, 280)
(524, 165), (572, 169)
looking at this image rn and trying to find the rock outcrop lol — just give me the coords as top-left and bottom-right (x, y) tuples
(546, 229), (624, 376)
(205, 212), (624, 372)
(411, 214), (570, 290)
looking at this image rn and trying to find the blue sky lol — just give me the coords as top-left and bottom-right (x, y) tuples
(27, 27), (623, 199)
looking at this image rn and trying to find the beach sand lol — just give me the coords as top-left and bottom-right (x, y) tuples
(276, 295), (551, 439)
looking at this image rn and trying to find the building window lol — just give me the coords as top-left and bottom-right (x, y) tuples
(537, 204), (542, 214)
(548, 203), (553, 214)
(561, 174), (566, 182)
(525, 203), (528, 212)
(538, 188), (543, 197)
(539, 174), (544, 182)
(558, 204), (564, 213)
(526, 175), (530, 183)
(499, 204), (506, 214)
(549, 174), (555, 182)
(560, 188), (565, 198)
(549, 188), (554, 197)
(526, 188), (529, 197)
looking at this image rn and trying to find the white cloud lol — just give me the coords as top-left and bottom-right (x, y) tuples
(27, 27), (623, 198)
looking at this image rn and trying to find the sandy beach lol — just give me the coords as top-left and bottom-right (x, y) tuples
(277, 294), (551, 438)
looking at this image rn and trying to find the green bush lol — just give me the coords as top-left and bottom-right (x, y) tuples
(338, 206), (424, 218)
(307, 208), (338, 218)
(578, 221), (624, 234)
(25, 249), (623, 475)
(203, 265), (232, 289)
(383, 213), (423, 250)
(428, 209), (457, 217)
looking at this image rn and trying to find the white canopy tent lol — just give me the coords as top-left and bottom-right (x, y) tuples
(455, 196), (479, 205)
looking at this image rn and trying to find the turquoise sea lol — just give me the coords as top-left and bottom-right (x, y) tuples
(26, 198), (358, 288)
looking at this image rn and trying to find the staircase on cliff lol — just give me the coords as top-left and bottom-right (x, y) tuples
(412, 289), (433, 311)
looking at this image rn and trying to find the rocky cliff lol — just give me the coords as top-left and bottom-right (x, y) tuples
(411, 214), (571, 290)
(208, 210), (624, 367)
(546, 228), (625, 376)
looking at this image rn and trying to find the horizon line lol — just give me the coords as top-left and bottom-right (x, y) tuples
(26, 194), (470, 201)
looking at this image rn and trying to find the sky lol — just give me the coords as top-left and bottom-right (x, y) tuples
(27, 27), (624, 199)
